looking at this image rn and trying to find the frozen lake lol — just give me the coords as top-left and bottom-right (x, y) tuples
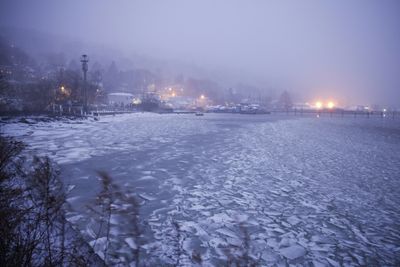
(2, 113), (400, 266)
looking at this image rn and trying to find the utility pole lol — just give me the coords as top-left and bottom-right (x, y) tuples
(80, 54), (89, 113)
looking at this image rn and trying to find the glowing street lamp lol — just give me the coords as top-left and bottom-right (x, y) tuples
(315, 101), (323, 109)
(200, 94), (205, 100)
(327, 101), (335, 109)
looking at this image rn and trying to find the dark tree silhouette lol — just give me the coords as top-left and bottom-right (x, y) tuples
(279, 90), (293, 110)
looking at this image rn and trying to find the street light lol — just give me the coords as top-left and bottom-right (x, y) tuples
(80, 54), (89, 113)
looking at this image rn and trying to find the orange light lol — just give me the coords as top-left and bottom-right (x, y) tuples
(315, 101), (323, 109)
(327, 101), (335, 109)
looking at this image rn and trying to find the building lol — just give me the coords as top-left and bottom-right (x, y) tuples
(108, 92), (134, 106)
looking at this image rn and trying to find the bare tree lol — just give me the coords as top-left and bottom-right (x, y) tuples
(279, 90), (293, 111)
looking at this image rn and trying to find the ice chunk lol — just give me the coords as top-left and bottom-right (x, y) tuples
(209, 237), (228, 248)
(279, 244), (306, 260)
(137, 175), (155, 181)
(139, 193), (157, 201)
(312, 260), (328, 267)
(210, 213), (231, 224)
(287, 215), (301, 226)
(226, 237), (242, 247)
(326, 258), (341, 267)
(125, 237), (137, 249)
(216, 228), (238, 238)
(261, 249), (280, 263)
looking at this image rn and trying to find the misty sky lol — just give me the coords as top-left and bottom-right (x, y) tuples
(1, 0), (400, 106)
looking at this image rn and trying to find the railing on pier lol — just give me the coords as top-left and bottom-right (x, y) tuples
(271, 109), (399, 120)
(51, 104), (138, 117)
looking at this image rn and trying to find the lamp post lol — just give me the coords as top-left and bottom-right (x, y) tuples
(80, 54), (89, 113)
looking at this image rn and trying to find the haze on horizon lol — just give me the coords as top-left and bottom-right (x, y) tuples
(1, 0), (399, 107)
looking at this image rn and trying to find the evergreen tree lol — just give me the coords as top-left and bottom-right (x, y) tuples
(279, 90), (293, 110)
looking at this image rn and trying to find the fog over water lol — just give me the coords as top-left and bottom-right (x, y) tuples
(1, 0), (400, 106)
(1, 2), (400, 265)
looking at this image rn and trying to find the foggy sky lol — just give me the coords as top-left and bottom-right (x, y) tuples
(1, 0), (400, 106)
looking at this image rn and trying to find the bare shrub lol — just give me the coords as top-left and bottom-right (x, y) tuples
(0, 136), (99, 266)
(222, 222), (259, 267)
(89, 171), (143, 266)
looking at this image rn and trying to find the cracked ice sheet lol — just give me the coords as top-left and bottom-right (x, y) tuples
(2, 113), (400, 266)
